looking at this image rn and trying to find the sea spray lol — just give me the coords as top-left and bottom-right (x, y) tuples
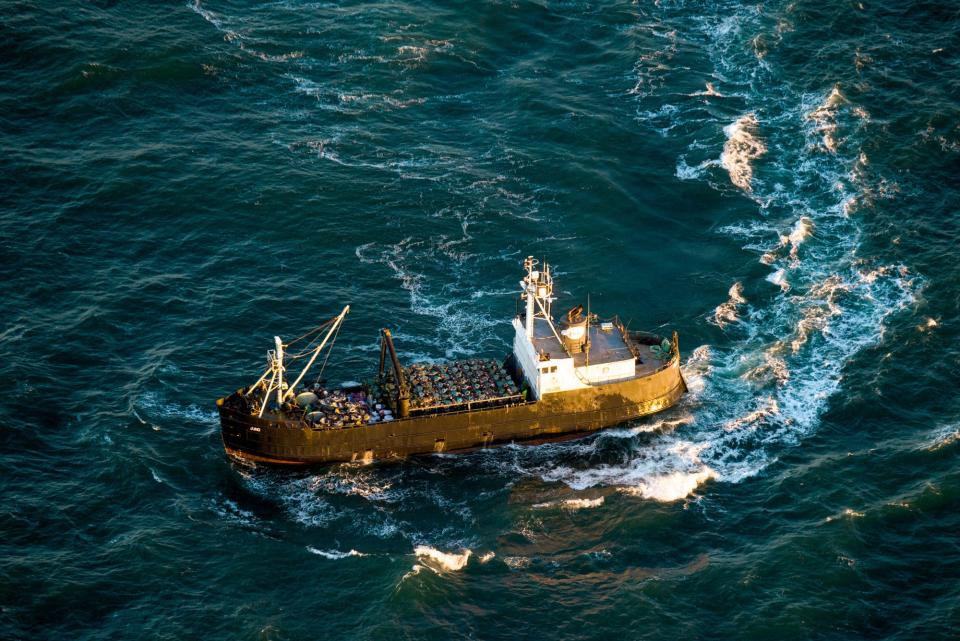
(413, 546), (472, 572)
(721, 113), (767, 192)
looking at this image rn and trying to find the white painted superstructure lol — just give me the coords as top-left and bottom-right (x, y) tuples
(511, 257), (638, 400)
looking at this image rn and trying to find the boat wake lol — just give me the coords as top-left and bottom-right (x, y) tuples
(523, 0), (919, 500)
(219, 3), (922, 565)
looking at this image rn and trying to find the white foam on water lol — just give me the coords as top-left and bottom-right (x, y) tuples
(721, 113), (767, 192)
(254, 474), (343, 529)
(394, 39), (453, 67)
(765, 267), (789, 292)
(211, 497), (259, 529)
(536, 440), (717, 503)
(136, 391), (219, 429)
(626, 25), (679, 97)
(825, 508), (866, 523)
(303, 468), (401, 503)
(533, 496), (605, 510)
(722, 397), (780, 431)
(680, 345), (712, 398)
(917, 316), (939, 333)
(398, 564), (423, 584)
(806, 85), (848, 153)
(788, 216), (815, 248)
(925, 423), (960, 451)
(188, 1), (302, 63)
(600, 414), (695, 439)
(413, 545), (472, 573)
(675, 156), (719, 181)
(286, 74), (428, 114)
(355, 238), (513, 359)
(503, 556), (531, 570)
(525, 1), (920, 502)
(307, 547), (367, 559)
(690, 82), (723, 97)
(712, 281), (746, 328)
(478, 551), (496, 563)
(619, 469), (717, 502)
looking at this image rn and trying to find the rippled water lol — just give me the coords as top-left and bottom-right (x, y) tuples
(3, 1), (959, 639)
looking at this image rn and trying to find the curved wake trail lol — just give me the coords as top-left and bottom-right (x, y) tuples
(227, 0), (918, 511)
(529, 0), (918, 500)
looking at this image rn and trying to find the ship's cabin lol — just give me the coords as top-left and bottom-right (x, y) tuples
(511, 257), (669, 400)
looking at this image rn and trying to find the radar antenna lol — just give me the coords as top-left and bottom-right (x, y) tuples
(520, 256), (564, 347)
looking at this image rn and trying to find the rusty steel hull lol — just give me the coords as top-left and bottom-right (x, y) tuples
(219, 356), (686, 466)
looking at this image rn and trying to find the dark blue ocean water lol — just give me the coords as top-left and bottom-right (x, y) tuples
(3, 1), (960, 638)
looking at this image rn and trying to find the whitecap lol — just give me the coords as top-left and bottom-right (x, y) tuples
(926, 423), (960, 451)
(721, 113), (767, 191)
(537, 440), (717, 503)
(413, 545), (472, 572)
(619, 469), (716, 502)
(690, 82), (723, 97)
(307, 547), (367, 560)
(532, 496), (605, 510)
(825, 508), (866, 523)
(503, 556), (531, 570)
(713, 282), (746, 328)
(806, 85), (848, 153)
(765, 268), (790, 292)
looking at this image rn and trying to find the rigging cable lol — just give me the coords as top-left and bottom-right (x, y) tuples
(313, 317), (343, 387)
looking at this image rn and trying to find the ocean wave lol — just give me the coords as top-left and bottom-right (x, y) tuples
(355, 238), (509, 359)
(627, 25), (678, 97)
(618, 469), (717, 502)
(502, 556), (531, 570)
(136, 391), (219, 429)
(535, 440), (716, 503)
(589, 1), (923, 500)
(188, 1), (303, 63)
(532, 496), (605, 510)
(925, 423), (960, 452)
(413, 545), (472, 572)
(712, 282), (746, 328)
(306, 547), (367, 559)
(824, 508), (866, 523)
(805, 84), (848, 153)
(721, 113), (767, 192)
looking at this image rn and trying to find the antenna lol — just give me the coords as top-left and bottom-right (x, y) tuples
(586, 293), (591, 369)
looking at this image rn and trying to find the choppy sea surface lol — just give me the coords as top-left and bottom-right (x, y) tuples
(3, 1), (960, 638)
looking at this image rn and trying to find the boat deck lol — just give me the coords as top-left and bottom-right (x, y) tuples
(633, 343), (661, 377)
(530, 317), (665, 377)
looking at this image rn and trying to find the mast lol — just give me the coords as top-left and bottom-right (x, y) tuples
(523, 256), (537, 338)
(283, 305), (350, 399)
(249, 306), (350, 417)
(586, 293), (590, 368)
(521, 256), (556, 341)
(274, 336), (285, 405)
(258, 350), (281, 418)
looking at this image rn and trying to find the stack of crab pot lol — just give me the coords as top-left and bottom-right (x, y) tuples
(404, 359), (520, 411)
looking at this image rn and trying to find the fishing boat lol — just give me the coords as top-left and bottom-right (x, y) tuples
(217, 257), (687, 465)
